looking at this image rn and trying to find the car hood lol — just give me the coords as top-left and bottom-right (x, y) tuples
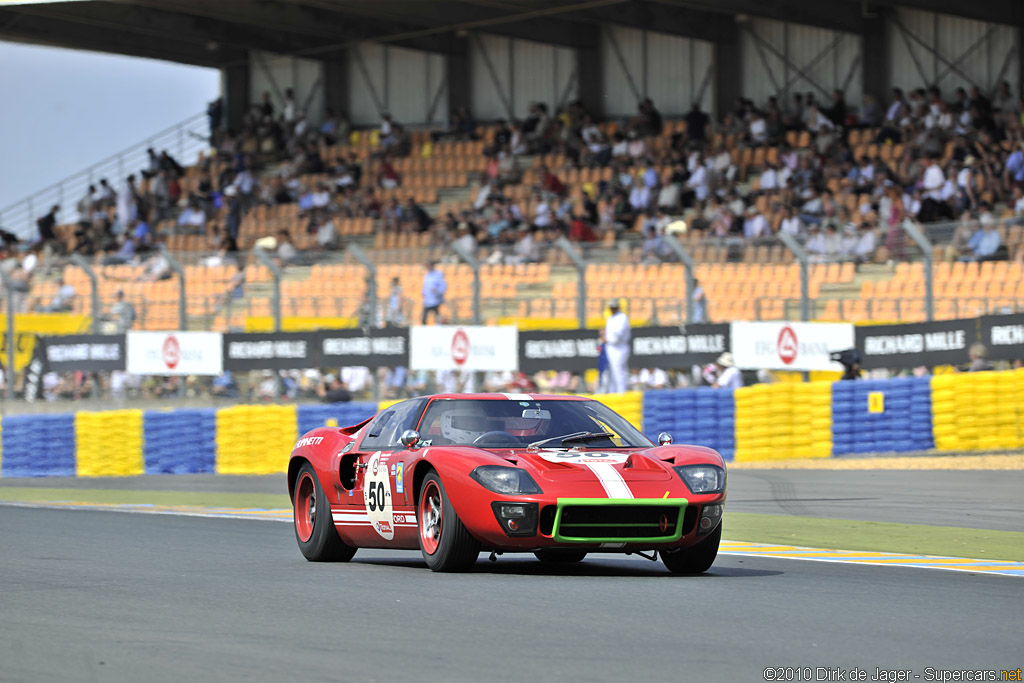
(504, 448), (674, 483)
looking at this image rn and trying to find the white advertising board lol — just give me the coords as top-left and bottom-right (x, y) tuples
(126, 331), (223, 376)
(731, 322), (854, 371)
(410, 326), (518, 372)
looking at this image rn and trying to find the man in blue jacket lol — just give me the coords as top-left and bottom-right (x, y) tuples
(421, 261), (447, 324)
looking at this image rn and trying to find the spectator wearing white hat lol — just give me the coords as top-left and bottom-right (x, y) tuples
(603, 298), (631, 394)
(712, 353), (743, 389)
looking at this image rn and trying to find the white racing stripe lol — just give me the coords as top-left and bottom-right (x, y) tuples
(501, 393), (533, 400)
(585, 463), (634, 499)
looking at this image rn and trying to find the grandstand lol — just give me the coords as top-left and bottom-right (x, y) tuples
(1, 0), (1023, 341)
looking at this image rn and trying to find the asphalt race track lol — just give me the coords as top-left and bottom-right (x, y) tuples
(2, 503), (1022, 682)
(5, 468), (1023, 529)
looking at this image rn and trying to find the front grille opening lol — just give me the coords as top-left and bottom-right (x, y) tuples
(557, 504), (684, 540)
(539, 505), (557, 536)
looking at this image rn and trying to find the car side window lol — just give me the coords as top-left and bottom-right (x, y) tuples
(359, 398), (426, 451)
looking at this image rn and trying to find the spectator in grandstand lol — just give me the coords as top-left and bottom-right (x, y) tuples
(634, 98), (663, 138)
(742, 205), (769, 239)
(711, 353), (742, 390)
(512, 225), (541, 262)
(603, 298), (631, 394)
(967, 343), (993, 372)
(385, 277), (406, 327)
(421, 260), (447, 325)
(42, 276), (75, 312)
(805, 224), (827, 261)
(139, 247), (172, 281)
(36, 204), (60, 248)
(852, 222), (878, 264)
(963, 214), (1004, 262)
(568, 213), (598, 243)
(210, 370), (239, 399)
(274, 229), (300, 267)
(691, 278), (708, 323)
(777, 204), (804, 237)
(685, 102), (710, 143)
(104, 289), (136, 332)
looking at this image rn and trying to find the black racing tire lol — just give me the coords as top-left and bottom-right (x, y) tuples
(418, 472), (480, 572)
(661, 522), (721, 574)
(534, 549), (588, 563)
(293, 463), (357, 562)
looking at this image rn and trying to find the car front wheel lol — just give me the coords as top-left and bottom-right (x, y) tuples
(661, 522), (721, 574)
(418, 473), (480, 572)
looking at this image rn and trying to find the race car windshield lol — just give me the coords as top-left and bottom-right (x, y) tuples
(418, 399), (653, 448)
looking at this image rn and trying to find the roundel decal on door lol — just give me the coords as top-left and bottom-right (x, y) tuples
(777, 325), (798, 365)
(363, 451), (394, 540)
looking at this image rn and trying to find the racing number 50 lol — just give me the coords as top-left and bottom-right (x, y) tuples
(367, 481), (387, 511)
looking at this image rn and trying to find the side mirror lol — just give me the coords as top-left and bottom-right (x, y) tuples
(658, 432), (673, 446)
(400, 429), (421, 449)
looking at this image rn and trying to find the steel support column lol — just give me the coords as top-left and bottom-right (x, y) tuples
(253, 247), (282, 331)
(902, 222), (935, 321)
(555, 237), (588, 329)
(69, 254), (101, 334)
(662, 234), (697, 324)
(451, 242), (481, 324)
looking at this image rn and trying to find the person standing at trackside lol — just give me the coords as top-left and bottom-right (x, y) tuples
(712, 353), (743, 389)
(421, 261), (447, 324)
(603, 298), (631, 394)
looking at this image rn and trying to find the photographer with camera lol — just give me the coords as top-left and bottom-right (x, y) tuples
(832, 349), (862, 380)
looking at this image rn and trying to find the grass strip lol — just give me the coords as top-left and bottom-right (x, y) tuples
(724, 512), (1024, 562)
(0, 486), (290, 510)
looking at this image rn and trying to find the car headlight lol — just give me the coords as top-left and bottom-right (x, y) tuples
(673, 464), (726, 494)
(470, 466), (543, 494)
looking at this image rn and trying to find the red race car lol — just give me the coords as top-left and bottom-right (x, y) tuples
(288, 394), (726, 573)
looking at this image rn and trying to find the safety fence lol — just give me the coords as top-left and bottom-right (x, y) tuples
(3, 368), (1023, 477)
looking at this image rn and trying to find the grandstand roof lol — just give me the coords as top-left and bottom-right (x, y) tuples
(1, 0), (1020, 68)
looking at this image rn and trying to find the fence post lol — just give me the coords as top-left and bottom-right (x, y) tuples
(0, 268), (16, 399)
(777, 233), (810, 322)
(345, 244), (378, 326)
(69, 254), (101, 334)
(554, 236), (587, 329)
(159, 244), (187, 330)
(901, 220), (935, 321)
(253, 247), (282, 331)
(662, 233), (697, 324)
(450, 242), (481, 324)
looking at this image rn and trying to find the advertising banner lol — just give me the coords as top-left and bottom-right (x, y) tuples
(40, 334), (126, 373)
(978, 314), (1024, 362)
(856, 319), (978, 369)
(223, 332), (316, 371)
(410, 326), (518, 371)
(317, 327), (409, 367)
(631, 324), (730, 368)
(126, 331), (223, 375)
(731, 321), (854, 371)
(518, 329), (601, 374)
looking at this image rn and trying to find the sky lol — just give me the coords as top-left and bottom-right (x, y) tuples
(0, 41), (220, 210)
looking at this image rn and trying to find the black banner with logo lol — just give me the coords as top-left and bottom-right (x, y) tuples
(631, 324), (730, 368)
(316, 327), (409, 367)
(223, 332), (317, 371)
(978, 314), (1024, 361)
(39, 334), (126, 373)
(855, 319), (978, 369)
(518, 329), (602, 374)
(518, 324), (731, 373)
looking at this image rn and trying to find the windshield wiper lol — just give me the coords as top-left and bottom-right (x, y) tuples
(527, 431), (616, 450)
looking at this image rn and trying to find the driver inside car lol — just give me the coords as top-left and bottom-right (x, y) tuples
(438, 403), (551, 445)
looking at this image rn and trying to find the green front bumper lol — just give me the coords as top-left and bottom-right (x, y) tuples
(552, 497), (690, 544)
